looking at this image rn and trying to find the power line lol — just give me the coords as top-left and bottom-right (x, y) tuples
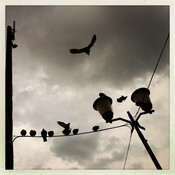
(123, 130), (133, 169)
(13, 123), (131, 142)
(134, 34), (169, 118)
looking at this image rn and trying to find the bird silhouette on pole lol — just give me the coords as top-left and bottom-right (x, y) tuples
(70, 34), (96, 55)
(41, 129), (47, 142)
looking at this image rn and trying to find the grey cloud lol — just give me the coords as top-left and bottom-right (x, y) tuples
(7, 6), (169, 89)
(50, 134), (100, 165)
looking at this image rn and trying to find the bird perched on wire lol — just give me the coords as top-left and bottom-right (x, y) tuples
(70, 34), (96, 55)
(73, 129), (79, 135)
(29, 130), (36, 137)
(62, 128), (71, 136)
(41, 129), (47, 142)
(117, 95), (127, 103)
(20, 129), (27, 136)
(57, 121), (70, 130)
(48, 131), (54, 137)
(92, 125), (100, 132)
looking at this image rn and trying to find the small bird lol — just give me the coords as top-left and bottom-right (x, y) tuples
(73, 129), (79, 135)
(117, 95), (127, 103)
(29, 130), (36, 137)
(48, 131), (54, 137)
(62, 128), (71, 136)
(20, 129), (27, 136)
(57, 121), (70, 130)
(70, 34), (96, 55)
(99, 93), (107, 97)
(41, 129), (47, 142)
(92, 125), (100, 132)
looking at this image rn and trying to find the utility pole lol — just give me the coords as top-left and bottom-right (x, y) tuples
(127, 111), (162, 170)
(6, 21), (16, 170)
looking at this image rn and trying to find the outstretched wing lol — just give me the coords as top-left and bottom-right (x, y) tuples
(70, 49), (81, 54)
(88, 34), (96, 48)
(57, 121), (68, 128)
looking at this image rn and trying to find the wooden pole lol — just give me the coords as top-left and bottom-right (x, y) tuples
(5, 25), (14, 169)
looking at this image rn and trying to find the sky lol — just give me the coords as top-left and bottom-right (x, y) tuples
(4, 5), (170, 170)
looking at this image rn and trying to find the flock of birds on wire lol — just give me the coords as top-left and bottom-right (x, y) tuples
(19, 34), (128, 142)
(20, 122), (100, 142)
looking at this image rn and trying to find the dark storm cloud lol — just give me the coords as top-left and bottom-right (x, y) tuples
(50, 134), (100, 165)
(7, 6), (169, 89)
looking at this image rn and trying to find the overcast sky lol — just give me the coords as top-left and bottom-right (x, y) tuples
(5, 5), (169, 170)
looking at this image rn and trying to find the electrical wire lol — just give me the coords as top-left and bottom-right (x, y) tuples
(13, 123), (131, 142)
(134, 34), (169, 119)
(123, 130), (133, 170)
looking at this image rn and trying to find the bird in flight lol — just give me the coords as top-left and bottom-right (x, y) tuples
(70, 34), (96, 55)
(117, 95), (127, 103)
(57, 121), (70, 130)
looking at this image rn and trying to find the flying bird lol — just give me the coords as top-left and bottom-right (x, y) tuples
(29, 130), (36, 137)
(73, 129), (79, 135)
(70, 34), (96, 55)
(41, 129), (47, 142)
(20, 129), (27, 136)
(92, 125), (100, 132)
(62, 128), (71, 136)
(117, 96), (127, 103)
(57, 121), (70, 129)
(48, 131), (54, 137)
(99, 93), (107, 97)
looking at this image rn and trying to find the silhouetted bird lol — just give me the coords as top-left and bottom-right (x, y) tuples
(29, 130), (36, 137)
(20, 129), (27, 136)
(73, 129), (79, 135)
(62, 128), (71, 136)
(99, 93), (107, 97)
(48, 131), (54, 137)
(92, 125), (100, 132)
(57, 121), (70, 129)
(41, 129), (47, 142)
(70, 34), (96, 55)
(117, 96), (127, 103)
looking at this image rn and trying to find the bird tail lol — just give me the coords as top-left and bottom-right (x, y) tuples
(43, 137), (47, 142)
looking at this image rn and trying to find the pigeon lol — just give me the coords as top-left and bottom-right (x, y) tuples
(29, 130), (36, 137)
(70, 34), (96, 55)
(62, 128), (71, 136)
(99, 93), (107, 97)
(92, 125), (100, 132)
(73, 129), (79, 135)
(48, 131), (54, 137)
(57, 121), (70, 130)
(117, 96), (127, 103)
(20, 129), (27, 136)
(41, 129), (47, 142)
